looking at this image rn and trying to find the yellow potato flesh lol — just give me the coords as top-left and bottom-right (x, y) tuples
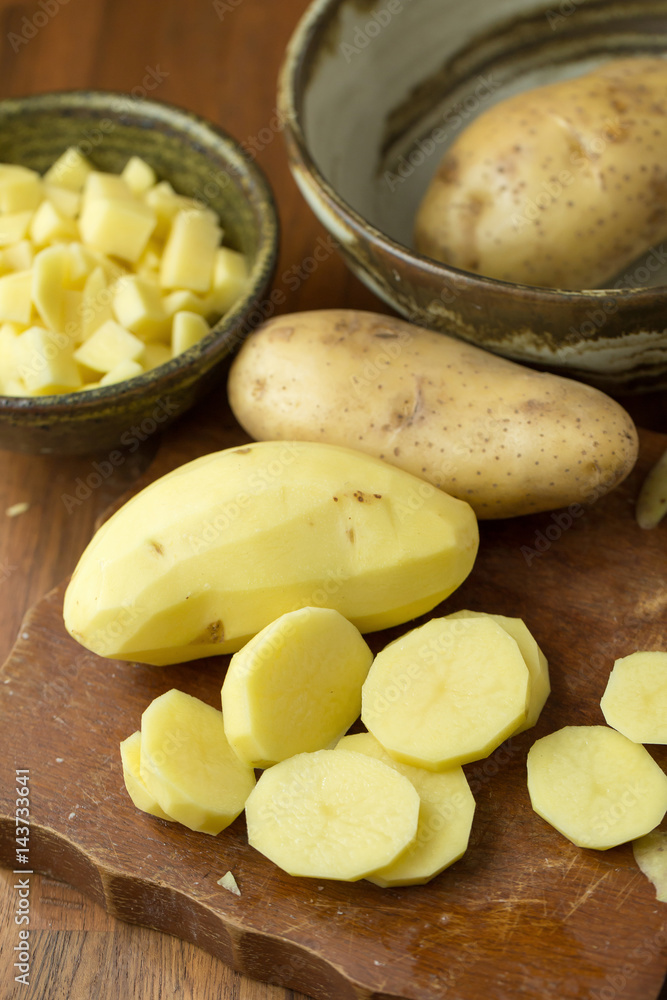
(633, 831), (667, 902)
(119, 730), (171, 821)
(337, 732), (475, 887)
(63, 441), (478, 665)
(221, 606), (373, 767)
(361, 616), (529, 770)
(527, 725), (667, 850)
(140, 688), (256, 835)
(446, 610), (549, 731)
(600, 651), (667, 744)
(244, 748), (420, 881)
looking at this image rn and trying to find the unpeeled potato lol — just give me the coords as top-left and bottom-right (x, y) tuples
(414, 57), (667, 289)
(227, 309), (638, 518)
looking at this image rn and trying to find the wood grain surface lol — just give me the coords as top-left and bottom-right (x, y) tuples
(0, 0), (666, 998)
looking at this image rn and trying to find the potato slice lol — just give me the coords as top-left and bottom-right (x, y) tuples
(221, 606), (373, 768)
(119, 730), (171, 820)
(140, 688), (256, 835)
(244, 748), (419, 880)
(601, 651), (667, 744)
(337, 731), (475, 887)
(527, 725), (667, 849)
(446, 610), (550, 731)
(361, 616), (529, 770)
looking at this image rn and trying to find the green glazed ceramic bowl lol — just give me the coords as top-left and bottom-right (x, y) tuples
(0, 90), (279, 454)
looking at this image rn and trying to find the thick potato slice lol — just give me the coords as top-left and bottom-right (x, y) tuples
(337, 731), (475, 887)
(527, 725), (667, 849)
(446, 610), (549, 731)
(600, 651), (667, 744)
(221, 606), (373, 767)
(119, 730), (171, 821)
(414, 57), (667, 289)
(244, 748), (420, 881)
(63, 441), (478, 665)
(140, 688), (256, 835)
(361, 616), (529, 770)
(227, 309), (638, 519)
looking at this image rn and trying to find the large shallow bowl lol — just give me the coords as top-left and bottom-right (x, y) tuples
(0, 91), (279, 455)
(278, 0), (667, 393)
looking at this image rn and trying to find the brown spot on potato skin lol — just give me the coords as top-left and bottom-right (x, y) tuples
(190, 620), (225, 645)
(149, 540), (164, 556)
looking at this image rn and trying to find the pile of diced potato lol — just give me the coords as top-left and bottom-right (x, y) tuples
(0, 148), (248, 395)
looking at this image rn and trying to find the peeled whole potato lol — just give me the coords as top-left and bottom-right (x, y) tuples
(227, 309), (638, 518)
(414, 57), (667, 289)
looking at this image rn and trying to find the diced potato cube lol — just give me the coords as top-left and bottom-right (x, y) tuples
(0, 165), (43, 213)
(0, 270), (33, 324)
(0, 322), (21, 392)
(3, 240), (34, 272)
(43, 183), (81, 219)
(121, 156), (157, 196)
(162, 288), (208, 317)
(79, 196), (157, 264)
(30, 200), (78, 247)
(32, 245), (69, 331)
(99, 358), (144, 386)
(43, 147), (93, 192)
(144, 181), (201, 240)
(83, 170), (134, 206)
(2, 377), (28, 396)
(66, 242), (97, 289)
(205, 246), (248, 315)
(0, 211), (33, 247)
(80, 266), (112, 341)
(171, 310), (209, 355)
(62, 289), (83, 343)
(113, 275), (169, 342)
(135, 239), (163, 277)
(160, 208), (221, 292)
(143, 341), (172, 370)
(15, 325), (82, 394)
(73, 319), (144, 373)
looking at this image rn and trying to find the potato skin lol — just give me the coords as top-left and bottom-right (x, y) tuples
(227, 309), (639, 518)
(414, 58), (667, 290)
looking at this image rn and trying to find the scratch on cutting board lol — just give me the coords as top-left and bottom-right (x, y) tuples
(562, 871), (611, 920)
(613, 870), (645, 910)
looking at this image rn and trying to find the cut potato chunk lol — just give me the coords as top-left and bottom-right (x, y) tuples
(0, 211), (33, 246)
(527, 725), (667, 849)
(32, 245), (68, 331)
(121, 155), (157, 196)
(159, 208), (221, 292)
(245, 748), (419, 880)
(601, 651), (667, 744)
(337, 731), (475, 886)
(221, 606), (373, 768)
(73, 319), (144, 373)
(0, 165), (42, 213)
(119, 730), (171, 820)
(112, 275), (169, 342)
(362, 616), (529, 770)
(171, 310), (209, 355)
(99, 358), (144, 386)
(140, 688), (256, 835)
(15, 326), (82, 394)
(0, 269), (33, 324)
(43, 147), (93, 191)
(79, 194), (156, 263)
(205, 246), (248, 314)
(446, 610), (550, 731)
(30, 199), (77, 245)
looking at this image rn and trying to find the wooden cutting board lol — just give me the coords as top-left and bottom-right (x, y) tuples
(1, 396), (666, 1000)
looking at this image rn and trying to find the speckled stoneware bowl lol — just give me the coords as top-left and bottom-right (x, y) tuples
(278, 0), (667, 392)
(0, 91), (279, 455)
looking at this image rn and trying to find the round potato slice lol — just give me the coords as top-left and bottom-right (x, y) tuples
(527, 725), (667, 850)
(361, 616), (529, 769)
(120, 730), (171, 821)
(446, 610), (550, 731)
(337, 731), (475, 887)
(245, 748), (420, 881)
(221, 606), (373, 767)
(600, 651), (667, 744)
(140, 688), (256, 835)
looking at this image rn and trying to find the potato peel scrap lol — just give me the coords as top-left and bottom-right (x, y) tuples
(636, 449), (667, 529)
(633, 831), (667, 901)
(217, 871), (241, 896)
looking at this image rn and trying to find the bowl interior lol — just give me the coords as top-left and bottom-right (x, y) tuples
(294, 0), (667, 288)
